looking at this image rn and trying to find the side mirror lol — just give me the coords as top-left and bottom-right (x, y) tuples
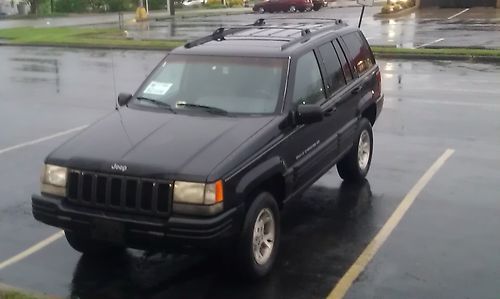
(117, 93), (132, 107)
(296, 104), (323, 125)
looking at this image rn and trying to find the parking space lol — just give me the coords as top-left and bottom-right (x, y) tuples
(0, 46), (499, 298)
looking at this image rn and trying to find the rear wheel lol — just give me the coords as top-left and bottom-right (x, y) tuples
(313, 5), (320, 10)
(337, 118), (373, 182)
(65, 231), (124, 256)
(288, 5), (297, 12)
(237, 192), (280, 279)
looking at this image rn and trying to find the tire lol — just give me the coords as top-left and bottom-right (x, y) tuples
(65, 231), (124, 257)
(258, 7), (265, 13)
(236, 192), (280, 279)
(337, 118), (373, 182)
(313, 5), (320, 11)
(288, 5), (297, 12)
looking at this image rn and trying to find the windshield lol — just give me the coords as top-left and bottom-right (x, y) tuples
(134, 55), (288, 114)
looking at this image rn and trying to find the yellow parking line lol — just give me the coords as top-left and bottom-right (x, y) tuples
(327, 149), (455, 299)
(0, 231), (64, 271)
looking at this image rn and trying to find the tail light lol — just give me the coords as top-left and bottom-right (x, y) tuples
(374, 70), (382, 98)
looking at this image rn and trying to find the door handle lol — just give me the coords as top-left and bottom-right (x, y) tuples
(351, 86), (362, 95)
(324, 106), (337, 116)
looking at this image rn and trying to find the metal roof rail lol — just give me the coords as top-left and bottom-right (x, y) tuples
(184, 18), (268, 49)
(280, 22), (343, 51)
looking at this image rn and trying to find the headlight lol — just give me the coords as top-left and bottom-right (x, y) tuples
(173, 180), (223, 205)
(41, 164), (67, 197)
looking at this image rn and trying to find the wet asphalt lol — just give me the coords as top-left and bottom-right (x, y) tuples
(1, 6), (499, 49)
(0, 46), (499, 298)
(123, 7), (500, 48)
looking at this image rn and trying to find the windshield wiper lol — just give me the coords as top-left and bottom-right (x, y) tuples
(136, 96), (176, 113)
(176, 103), (228, 115)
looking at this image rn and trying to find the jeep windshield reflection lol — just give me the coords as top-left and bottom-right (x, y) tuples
(133, 55), (288, 115)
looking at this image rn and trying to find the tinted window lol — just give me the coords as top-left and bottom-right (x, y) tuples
(318, 42), (346, 95)
(342, 32), (375, 75)
(292, 51), (326, 106)
(333, 39), (353, 83)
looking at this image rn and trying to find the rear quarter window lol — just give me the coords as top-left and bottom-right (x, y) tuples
(342, 32), (375, 76)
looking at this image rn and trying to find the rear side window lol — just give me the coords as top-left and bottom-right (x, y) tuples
(342, 32), (375, 75)
(318, 42), (346, 95)
(292, 51), (326, 106)
(333, 40), (353, 83)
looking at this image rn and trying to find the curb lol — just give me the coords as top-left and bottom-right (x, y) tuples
(373, 52), (500, 62)
(1, 42), (499, 62)
(0, 282), (58, 299)
(0, 42), (178, 51)
(154, 9), (252, 21)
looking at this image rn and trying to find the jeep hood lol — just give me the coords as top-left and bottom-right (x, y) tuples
(47, 108), (275, 181)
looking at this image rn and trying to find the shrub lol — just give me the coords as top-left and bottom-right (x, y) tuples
(205, 3), (225, 8)
(392, 4), (402, 11)
(380, 3), (392, 14)
(227, 0), (242, 7)
(148, 0), (167, 10)
(55, 0), (89, 12)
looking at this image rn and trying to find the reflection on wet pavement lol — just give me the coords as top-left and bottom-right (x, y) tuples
(120, 7), (500, 49)
(69, 180), (374, 299)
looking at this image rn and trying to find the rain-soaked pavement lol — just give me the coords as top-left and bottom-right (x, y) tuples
(121, 7), (500, 48)
(0, 46), (500, 298)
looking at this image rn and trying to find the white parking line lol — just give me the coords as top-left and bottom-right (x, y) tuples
(447, 8), (470, 20)
(0, 231), (64, 271)
(0, 125), (88, 156)
(416, 38), (445, 48)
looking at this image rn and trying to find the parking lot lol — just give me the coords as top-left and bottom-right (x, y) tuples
(0, 45), (499, 298)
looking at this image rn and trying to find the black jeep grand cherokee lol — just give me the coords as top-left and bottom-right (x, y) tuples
(33, 18), (383, 278)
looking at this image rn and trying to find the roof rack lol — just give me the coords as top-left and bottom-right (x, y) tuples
(184, 19), (267, 49)
(184, 18), (344, 50)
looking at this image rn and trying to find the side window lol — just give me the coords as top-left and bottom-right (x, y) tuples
(292, 51), (326, 106)
(342, 32), (375, 75)
(318, 42), (346, 95)
(333, 39), (353, 83)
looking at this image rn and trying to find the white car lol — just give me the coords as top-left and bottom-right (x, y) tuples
(183, 0), (205, 7)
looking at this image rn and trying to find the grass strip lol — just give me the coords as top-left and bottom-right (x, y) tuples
(371, 46), (500, 58)
(0, 285), (51, 299)
(0, 27), (185, 50)
(1, 27), (499, 58)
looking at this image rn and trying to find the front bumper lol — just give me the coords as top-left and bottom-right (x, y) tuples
(32, 194), (244, 250)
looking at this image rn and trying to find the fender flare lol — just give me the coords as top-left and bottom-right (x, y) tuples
(235, 156), (288, 198)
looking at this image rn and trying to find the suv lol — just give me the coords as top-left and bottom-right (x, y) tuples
(33, 18), (383, 278)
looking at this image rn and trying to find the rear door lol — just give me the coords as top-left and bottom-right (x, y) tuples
(338, 32), (377, 152)
(316, 41), (351, 158)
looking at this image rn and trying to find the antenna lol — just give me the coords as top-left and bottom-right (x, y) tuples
(111, 52), (118, 110)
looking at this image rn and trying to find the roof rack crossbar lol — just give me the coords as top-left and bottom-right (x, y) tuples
(184, 18), (268, 48)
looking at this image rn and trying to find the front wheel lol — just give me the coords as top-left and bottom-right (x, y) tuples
(237, 192), (280, 279)
(337, 118), (373, 182)
(257, 7), (265, 13)
(65, 231), (124, 257)
(288, 5), (297, 12)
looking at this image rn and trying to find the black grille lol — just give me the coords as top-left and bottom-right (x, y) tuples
(67, 170), (171, 216)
